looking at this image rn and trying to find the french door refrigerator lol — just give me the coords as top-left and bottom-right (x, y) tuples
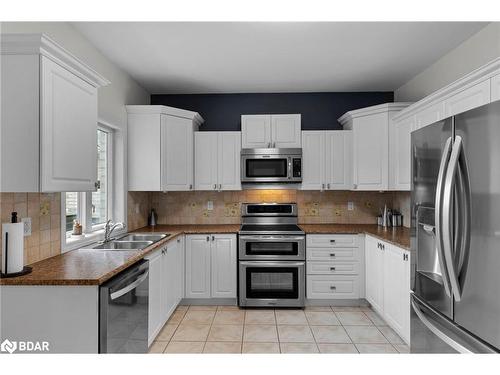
(410, 101), (500, 353)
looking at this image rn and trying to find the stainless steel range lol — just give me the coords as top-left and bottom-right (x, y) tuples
(238, 203), (305, 307)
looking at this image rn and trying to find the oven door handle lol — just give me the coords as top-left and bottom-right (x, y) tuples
(239, 235), (305, 241)
(239, 261), (305, 267)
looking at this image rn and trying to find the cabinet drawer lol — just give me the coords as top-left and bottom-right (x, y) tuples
(307, 261), (359, 275)
(307, 275), (360, 299)
(306, 235), (358, 248)
(307, 247), (359, 261)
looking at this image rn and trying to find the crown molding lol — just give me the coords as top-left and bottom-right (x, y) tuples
(126, 105), (204, 125)
(338, 102), (412, 126)
(1, 33), (110, 88)
(393, 57), (500, 122)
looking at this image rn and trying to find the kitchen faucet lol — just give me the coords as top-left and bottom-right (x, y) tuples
(103, 220), (126, 243)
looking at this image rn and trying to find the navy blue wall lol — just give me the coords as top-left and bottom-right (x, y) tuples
(151, 92), (394, 131)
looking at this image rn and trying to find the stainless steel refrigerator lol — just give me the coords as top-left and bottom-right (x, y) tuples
(410, 101), (500, 353)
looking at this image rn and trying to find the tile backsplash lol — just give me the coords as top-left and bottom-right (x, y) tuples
(129, 190), (410, 227)
(0, 193), (61, 266)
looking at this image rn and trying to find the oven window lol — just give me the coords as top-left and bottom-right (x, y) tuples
(246, 267), (298, 299)
(245, 159), (287, 178)
(245, 241), (298, 256)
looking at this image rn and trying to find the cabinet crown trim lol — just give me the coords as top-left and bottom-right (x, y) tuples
(338, 102), (412, 126)
(1, 33), (110, 88)
(126, 105), (204, 126)
(393, 57), (500, 122)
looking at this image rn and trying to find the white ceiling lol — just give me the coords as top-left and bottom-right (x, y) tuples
(73, 22), (487, 94)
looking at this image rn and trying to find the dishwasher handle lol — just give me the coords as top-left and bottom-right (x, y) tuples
(110, 270), (149, 300)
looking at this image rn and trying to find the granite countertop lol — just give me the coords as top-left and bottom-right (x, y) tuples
(0, 224), (409, 286)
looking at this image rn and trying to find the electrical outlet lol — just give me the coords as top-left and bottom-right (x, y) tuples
(21, 217), (32, 236)
(207, 201), (214, 211)
(347, 201), (354, 211)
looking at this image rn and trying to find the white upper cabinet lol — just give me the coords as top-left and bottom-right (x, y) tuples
(271, 114), (302, 148)
(127, 105), (204, 191)
(415, 102), (445, 131)
(301, 130), (352, 190)
(241, 114), (301, 148)
(444, 79), (491, 117)
(241, 115), (271, 148)
(0, 34), (109, 192)
(389, 115), (415, 191)
(195, 132), (241, 191)
(339, 103), (410, 191)
(492, 73), (500, 102)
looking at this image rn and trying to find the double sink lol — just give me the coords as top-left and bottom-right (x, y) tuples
(85, 233), (170, 251)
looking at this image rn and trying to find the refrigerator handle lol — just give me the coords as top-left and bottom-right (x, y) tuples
(442, 135), (466, 301)
(456, 137), (472, 293)
(411, 294), (472, 353)
(435, 136), (453, 298)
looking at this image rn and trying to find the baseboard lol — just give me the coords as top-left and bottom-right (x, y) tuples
(180, 298), (237, 306)
(306, 298), (370, 307)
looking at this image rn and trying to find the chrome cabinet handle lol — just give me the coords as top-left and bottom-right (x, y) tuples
(177, 238), (181, 243)
(219, 184), (222, 190)
(435, 136), (453, 298)
(189, 184), (192, 190)
(267, 142), (271, 148)
(329, 253), (336, 257)
(206, 236), (210, 241)
(214, 184), (217, 190)
(330, 286), (337, 290)
(327, 183), (330, 189)
(212, 235), (215, 241)
(330, 267), (336, 271)
(330, 239), (336, 243)
(322, 183), (325, 190)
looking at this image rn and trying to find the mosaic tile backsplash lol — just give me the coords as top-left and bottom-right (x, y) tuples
(129, 190), (410, 227)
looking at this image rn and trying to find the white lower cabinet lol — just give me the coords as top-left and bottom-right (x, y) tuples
(364, 235), (410, 344)
(185, 234), (237, 299)
(306, 235), (363, 299)
(146, 236), (185, 345)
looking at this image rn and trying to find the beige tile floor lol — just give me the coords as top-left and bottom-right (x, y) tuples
(149, 305), (410, 354)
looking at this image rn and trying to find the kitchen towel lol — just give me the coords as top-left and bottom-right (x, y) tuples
(1, 222), (24, 274)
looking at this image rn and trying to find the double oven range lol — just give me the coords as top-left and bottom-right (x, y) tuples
(238, 203), (305, 307)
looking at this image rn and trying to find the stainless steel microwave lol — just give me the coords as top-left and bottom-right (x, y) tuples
(241, 148), (302, 183)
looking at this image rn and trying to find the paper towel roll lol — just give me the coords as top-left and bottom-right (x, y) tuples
(2, 222), (24, 274)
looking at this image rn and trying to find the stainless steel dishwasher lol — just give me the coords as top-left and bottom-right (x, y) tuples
(99, 259), (149, 353)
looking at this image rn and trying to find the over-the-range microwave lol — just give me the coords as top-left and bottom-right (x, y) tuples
(241, 148), (302, 184)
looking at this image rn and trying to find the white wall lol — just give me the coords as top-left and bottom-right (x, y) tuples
(395, 22), (500, 102)
(0, 22), (150, 226)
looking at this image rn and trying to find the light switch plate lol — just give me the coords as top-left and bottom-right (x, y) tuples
(21, 217), (32, 236)
(347, 201), (354, 211)
(207, 201), (214, 211)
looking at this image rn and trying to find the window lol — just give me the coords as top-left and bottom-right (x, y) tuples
(63, 127), (114, 245)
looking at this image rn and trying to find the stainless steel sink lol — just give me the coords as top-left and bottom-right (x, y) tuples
(118, 233), (168, 242)
(91, 241), (153, 250)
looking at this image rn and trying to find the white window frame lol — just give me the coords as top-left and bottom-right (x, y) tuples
(61, 123), (115, 252)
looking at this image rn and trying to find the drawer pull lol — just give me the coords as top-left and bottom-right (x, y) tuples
(330, 285), (337, 290)
(330, 267), (336, 271)
(330, 253), (336, 257)
(330, 239), (336, 243)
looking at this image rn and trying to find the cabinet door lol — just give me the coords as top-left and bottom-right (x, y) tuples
(147, 250), (163, 345)
(40, 56), (98, 192)
(382, 244), (405, 336)
(195, 132), (218, 190)
(218, 132), (241, 191)
(301, 131), (324, 190)
(402, 250), (411, 343)
(271, 114), (301, 148)
(352, 112), (388, 190)
(444, 79), (491, 117)
(161, 115), (194, 191)
(185, 235), (211, 298)
(211, 234), (237, 298)
(325, 131), (352, 190)
(175, 236), (185, 304)
(241, 115), (271, 148)
(165, 241), (179, 321)
(365, 236), (384, 314)
(492, 74), (500, 102)
(415, 102), (445, 130)
(389, 116), (414, 191)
